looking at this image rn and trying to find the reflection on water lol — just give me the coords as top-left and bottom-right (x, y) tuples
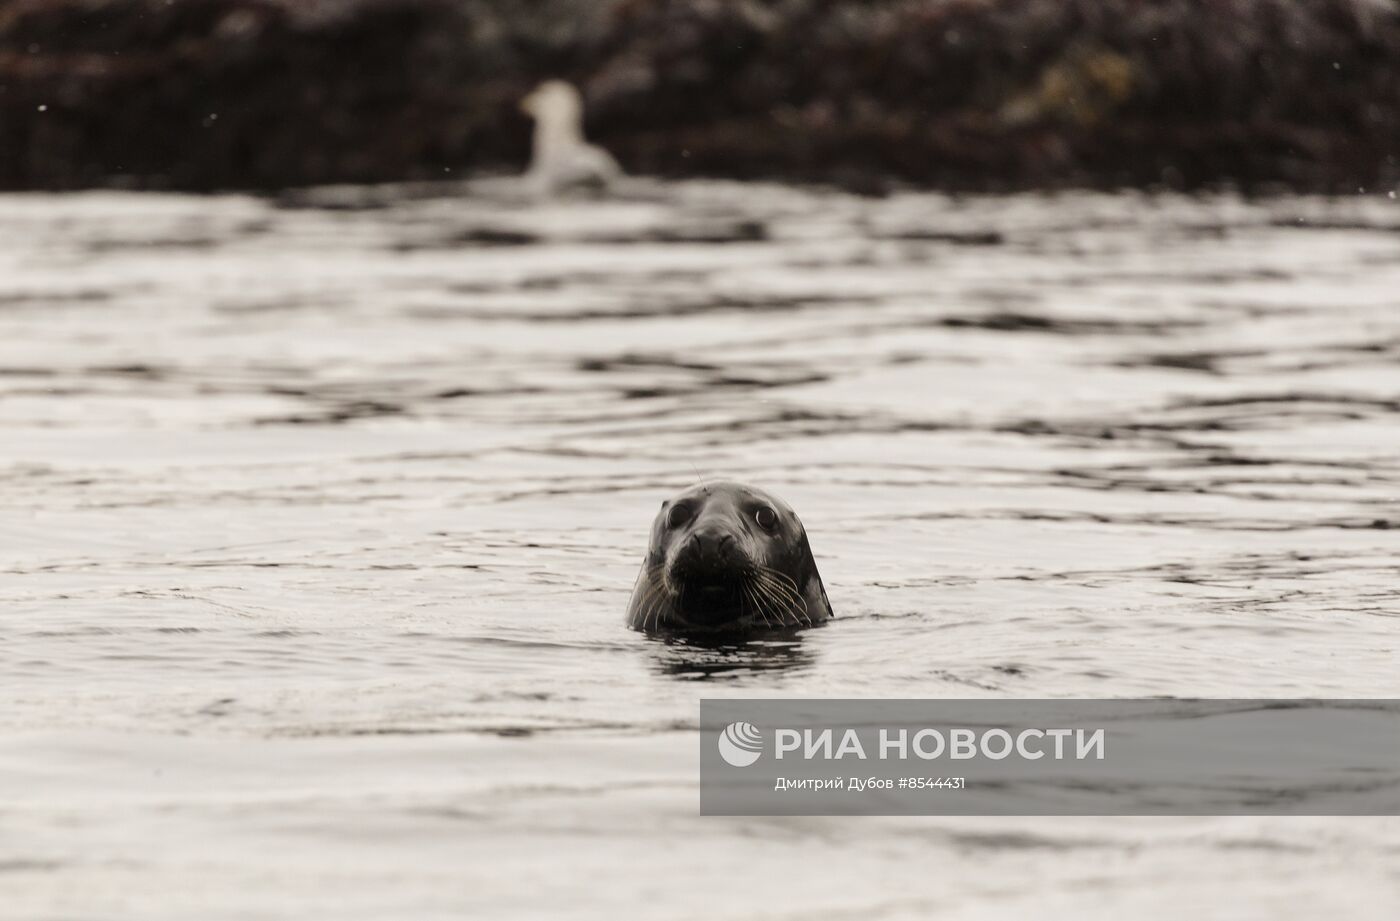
(644, 629), (820, 680)
(2, 179), (1399, 918)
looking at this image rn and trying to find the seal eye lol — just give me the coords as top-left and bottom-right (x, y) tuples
(754, 506), (778, 531)
(667, 503), (692, 528)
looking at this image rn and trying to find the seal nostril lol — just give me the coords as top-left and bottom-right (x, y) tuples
(686, 529), (735, 565)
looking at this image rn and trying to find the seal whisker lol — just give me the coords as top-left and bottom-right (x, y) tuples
(741, 583), (770, 628)
(754, 580), (782, 629)
(758, 565), (804, 600)
(754, 583), (783, 629)
(646, 571), (663, 627)
(756, 567), (811, 626)
(651, 580), (672, 633)
(739, 582), (757, 625)
(637, 570), (671, 633)
(642, 584), (660, 633)
(754, 569), (792, 601)
(634, 584), (652, 632)
(736, 569), (766, 627)
(749, 575), (782, 626)
(767, 568), (811, 625)
(753, 574), (796, 627)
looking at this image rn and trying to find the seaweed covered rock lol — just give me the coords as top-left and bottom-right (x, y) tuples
(0, 0), (1396, 191)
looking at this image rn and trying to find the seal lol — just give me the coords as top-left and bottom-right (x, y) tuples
(626, 482), (833, 633)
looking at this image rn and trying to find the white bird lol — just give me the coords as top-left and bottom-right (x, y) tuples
(519, 80), (621, 195)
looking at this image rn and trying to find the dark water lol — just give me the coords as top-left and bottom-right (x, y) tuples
(2, 181), (1398, 918)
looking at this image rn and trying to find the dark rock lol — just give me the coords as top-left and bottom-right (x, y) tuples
(1, 0), (1397, 192)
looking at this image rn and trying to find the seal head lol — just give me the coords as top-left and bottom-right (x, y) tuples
(626, 482), (833, 633)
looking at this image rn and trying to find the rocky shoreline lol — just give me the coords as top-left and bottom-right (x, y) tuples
(1, 0), (1397, 193)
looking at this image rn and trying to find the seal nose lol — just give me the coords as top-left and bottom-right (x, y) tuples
(688, 529), (735, 564)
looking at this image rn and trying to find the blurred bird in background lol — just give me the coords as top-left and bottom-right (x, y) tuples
(519, 81), (621, 195)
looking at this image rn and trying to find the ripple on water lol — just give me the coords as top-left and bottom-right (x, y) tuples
(2, 183), (1400, 915)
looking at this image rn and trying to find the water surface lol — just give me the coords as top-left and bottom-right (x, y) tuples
(2, 181), (1398, 918)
